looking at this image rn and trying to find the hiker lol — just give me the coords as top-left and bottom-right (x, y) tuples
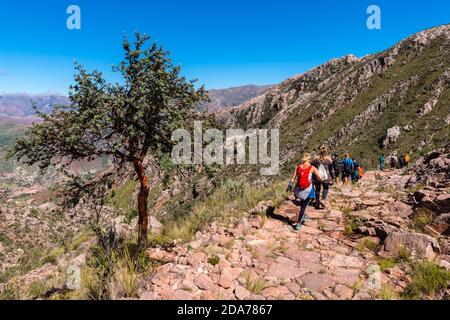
(332, 153), (341, 184)
(404, 153), (411, 167)
(312, 155), (333, 210)
(399, 155), (405, 168)
(390, 155), (398, 169)
(352, 159), (360, 183)
(358, 161), (365, 180)
(379, 154), (385, 171)
(289, 153), (323, 231)
(341, 153), (354, 185)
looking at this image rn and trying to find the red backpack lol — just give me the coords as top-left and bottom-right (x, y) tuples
(297, 165), (313, 190)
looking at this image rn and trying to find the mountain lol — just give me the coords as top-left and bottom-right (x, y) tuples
(0, 86), (270, 121)
(221, 25), (450, 172)
(206, 85), (272, 111)
(0, 94), (70, 120)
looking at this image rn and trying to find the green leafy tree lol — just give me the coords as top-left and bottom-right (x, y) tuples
(8, 33), (208, 242)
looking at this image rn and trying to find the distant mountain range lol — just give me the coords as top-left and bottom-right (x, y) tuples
(0, 94), (70, 120)
(206, 85), (272, 111)
(0, 85), (272, 122)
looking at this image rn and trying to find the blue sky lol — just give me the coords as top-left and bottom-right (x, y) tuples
(0, 0), (449, 94)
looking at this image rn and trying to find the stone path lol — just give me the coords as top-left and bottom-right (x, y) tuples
(140, 171), (438, 300)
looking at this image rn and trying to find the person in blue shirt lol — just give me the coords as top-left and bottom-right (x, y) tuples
(342, 154), (354, 185)
(379, 154), (385, 171)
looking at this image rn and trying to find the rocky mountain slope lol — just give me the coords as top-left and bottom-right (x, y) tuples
(206, 85), (272, 111)
(1, 146), (448, 300)
(221, 25), (450, 172)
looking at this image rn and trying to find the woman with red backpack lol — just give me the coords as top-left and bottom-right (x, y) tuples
(288, 153), (323, 231)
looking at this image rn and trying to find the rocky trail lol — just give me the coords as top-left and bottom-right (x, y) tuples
(139, 169), (450, 300)
(1, 147), (449, 300)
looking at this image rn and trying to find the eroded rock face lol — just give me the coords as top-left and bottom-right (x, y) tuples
(382, 126), (401, 148)
(407, 144), (450, 188)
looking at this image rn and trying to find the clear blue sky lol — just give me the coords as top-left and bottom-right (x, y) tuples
(0, 0), (448, 94)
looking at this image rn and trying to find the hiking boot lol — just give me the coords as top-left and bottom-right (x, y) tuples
(300, 214), (309, 225)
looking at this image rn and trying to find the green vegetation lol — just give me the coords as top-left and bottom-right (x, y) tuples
(379, 258), (397, 271)
(153, 179), (286, 244)
(403, 260), (450, 299)
(380, 284), (398, 300)
(207, 255), (220, 266)
(396, 245), (411, 263)
(411, 208), (435, 232)
(357, 239), (378, 253)
(245, 274), (269, 295)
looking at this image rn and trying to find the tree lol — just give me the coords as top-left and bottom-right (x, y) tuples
(8, 33), (208, 243)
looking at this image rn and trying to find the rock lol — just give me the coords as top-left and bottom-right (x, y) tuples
(38, 202), (58, 212)
(237, 218), (251, 234)
(194, 274), (214, 290)
(195, 231), (203, 240)
(330, 255), (364, 269)
(139, 291), (157, 300)
(334, 284), (354, 300)
(384, 231), (441, 260)
(234, 285), (251, 300)
(249, 215), (263, 229)
(146, 214), (164, 234)
(382, 126), (401, 147)
(188, 239), (202, 250)
(188, 252), (206, 267)
(300, 273), (335, 292)
(334, 268), (361, 287)
(383, 202), (413, 217)
(439, 259), (450, 271)
(261, 286), (293, 300)
(435, 194), (450, 213)
(430, 213), (450, 235)
(265, 257), (300, 281)
(219, 267), (243, 289)
(352, 290), (372, 300)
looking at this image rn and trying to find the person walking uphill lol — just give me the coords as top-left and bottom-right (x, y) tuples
(312, 155), (333, 210)
(289, 153), (323, 231)
(342, 154), (354, 185)
(379, 154), (385, 171)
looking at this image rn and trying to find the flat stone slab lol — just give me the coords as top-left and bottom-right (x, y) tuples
(300, 273), (336, 292)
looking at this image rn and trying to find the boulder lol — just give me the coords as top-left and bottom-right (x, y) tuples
(234, 285), (251, 300)
(384, 231), (441, 260)
(149, 216), (164, 234)
(194, 274), (214, 290)
(435, 194), (450, 214)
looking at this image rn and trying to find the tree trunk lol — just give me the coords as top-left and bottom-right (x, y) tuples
(134, 159), (150, 244)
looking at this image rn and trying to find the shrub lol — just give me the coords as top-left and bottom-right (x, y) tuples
(379, 258), (397, 271)
(246, 276), (269, 295)
(380, 284), (397, 300)
(396, 245), (411, 262)
(411, 208), (435, 232)
(207, 255), (220, 266)
(28, 281), (47, 299)
(404, 260), (450, 299)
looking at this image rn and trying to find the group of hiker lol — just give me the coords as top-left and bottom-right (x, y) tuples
(287, 146), (364, 231)
(378, 152), (411, 171)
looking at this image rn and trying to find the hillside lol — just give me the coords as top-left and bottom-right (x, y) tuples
(221, 25), (450, 172)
